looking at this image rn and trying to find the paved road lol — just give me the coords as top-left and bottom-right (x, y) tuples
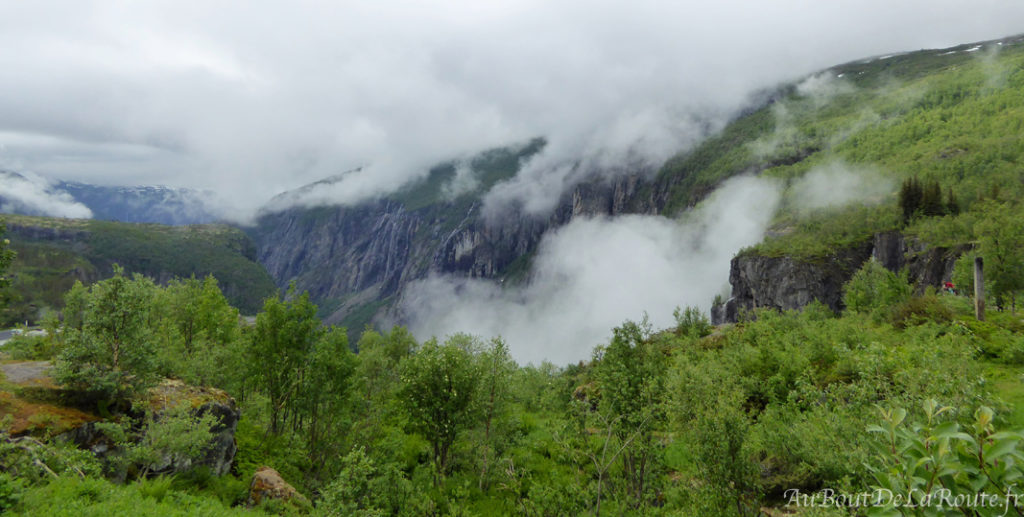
(0, 330), (16, 342)
(0, 361), (52, 384)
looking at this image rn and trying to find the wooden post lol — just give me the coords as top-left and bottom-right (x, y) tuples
(974, 256), (985, 321)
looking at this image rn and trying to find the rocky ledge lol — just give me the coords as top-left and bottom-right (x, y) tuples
(712, 232), (970, 324)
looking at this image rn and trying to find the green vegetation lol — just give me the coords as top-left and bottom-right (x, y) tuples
(655, 38), (1024, 264)
(1, 214), (276, 324)
(0, 222), (13, 288)
(55, 267), (162, 408)
(389, 138), (546, 212)
(5, 37), (1024, 516)
(842, 259), (912, 320)
(5, 258), (1024, 515)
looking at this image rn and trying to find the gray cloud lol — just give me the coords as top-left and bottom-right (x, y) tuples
(401, 175), (782, 365)
(786, 162), (895, 214)
(0, 169), (92, 219)
(0, 2), (1021, 221)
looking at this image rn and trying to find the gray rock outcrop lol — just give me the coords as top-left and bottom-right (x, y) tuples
(712, 232), (970, 324)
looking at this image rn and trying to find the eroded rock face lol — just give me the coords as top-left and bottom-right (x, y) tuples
(252, 172), (656, 326)
(872, 231), (971, 293)
(712, 232), (969, 324)
(248, 466), (308, 508)
(715, 243), (873, 324)
(58, 379), (241, 478)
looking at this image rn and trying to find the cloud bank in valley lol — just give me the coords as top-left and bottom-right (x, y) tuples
(0, 2), (1022, 220)
(401, 175), (782, 365)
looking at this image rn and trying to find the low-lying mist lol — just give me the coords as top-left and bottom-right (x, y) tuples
(401, 175), (782, 365)
(0, 170), (92, 219)
(787, 162), (895, 214)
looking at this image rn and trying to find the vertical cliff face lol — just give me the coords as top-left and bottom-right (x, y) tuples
(252, 200), (421, 301)
(871, 231), (971, 293)
(712, 232), (969, 324)
(244, 95), (791, 329)
(713, 243), (873, 323)
(250, 171), (655, 327)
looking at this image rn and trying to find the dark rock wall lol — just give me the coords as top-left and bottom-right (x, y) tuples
(251, 172), (655, 323)
(712, 232), (969, 324)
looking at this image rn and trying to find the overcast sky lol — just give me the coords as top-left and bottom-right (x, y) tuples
(1, 1), (1022, 220)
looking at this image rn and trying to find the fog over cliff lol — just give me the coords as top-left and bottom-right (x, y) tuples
(402, 176), (782, 365)
(1, 2), (1023, 221)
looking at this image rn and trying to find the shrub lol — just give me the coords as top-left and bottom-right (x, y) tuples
(889, 293), (954, 328)
(866, 401), (1024, 516)
(842, 260), (912, 317)
(0, 472), (25, 513)
(673, 306), (713, 338)
(3, 333), (58, 360)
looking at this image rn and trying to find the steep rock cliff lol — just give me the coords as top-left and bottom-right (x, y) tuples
(713, 242), (873, 323)
(251, 171), (653, 328)
(712, 232), (969, 324)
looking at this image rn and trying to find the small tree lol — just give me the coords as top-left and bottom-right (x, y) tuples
(945, 187), (960, 216)
(248, 287), (321, 434)
(164, 275), (239, 357)
(920, 180), (945, 217)
(673, 305), (712, 338)
(399, 337), (480, 483)
(95, 406), (219, 479)
(898, 177), (923, 224)
(346, 327), (418, 464)
(297, 326), (356, 477)
(594, 318), (667, 510)
(161, 275), (241, 387)
(898, 177), (952, 223)
(0, 222), (13, 289)
(975, 203), (1024, 311)
(842, 259), (912, 317)
(55, 265), (161, 409)
(475, 338), (515, 491)
(319, 447), (432, 517)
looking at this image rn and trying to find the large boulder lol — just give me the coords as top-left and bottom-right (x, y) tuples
(247, 466), (309, 508)
(143, 379), (241, 476)
(58, 379), (241, 478)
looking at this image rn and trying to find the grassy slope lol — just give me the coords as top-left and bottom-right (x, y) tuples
(649, 35), (1024, 259)
(748, 37), (1024, 257)
(1, 215), (277, 319)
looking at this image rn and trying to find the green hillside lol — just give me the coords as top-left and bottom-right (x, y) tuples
(654, 35), (1024, 261)
(1, 214), (277, 322)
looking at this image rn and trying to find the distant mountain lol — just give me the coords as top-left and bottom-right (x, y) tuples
(56, 181), (220, 225)
(0, 170), (220, 225)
